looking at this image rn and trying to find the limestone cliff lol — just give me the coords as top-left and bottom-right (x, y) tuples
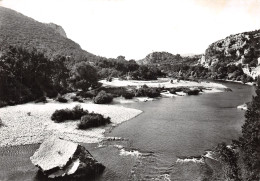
(203, 30), (260, 67)
(198, 30), (260, 79)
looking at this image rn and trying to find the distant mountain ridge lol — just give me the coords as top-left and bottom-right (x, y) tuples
(0, 6), (96, 62)
(138, 51), (201, 65)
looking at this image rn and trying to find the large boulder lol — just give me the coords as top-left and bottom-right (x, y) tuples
(30, 137), (105, 179)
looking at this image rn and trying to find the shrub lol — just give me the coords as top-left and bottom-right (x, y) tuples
(146, 88), (161, 98)
(135, 87), (161, 98)
(0, 101), (8, 108)
(93, 91), (113, 104)
(76, 91), (97, 98)
(35, 96), (47, 103)
(51, 105), (88, 123)
(56, 96), (68, 103)
(123, 91), (135, 99)
(186, 89), (200, 95)
(71, 96), (83, 102)
(78, 113), (111, 129)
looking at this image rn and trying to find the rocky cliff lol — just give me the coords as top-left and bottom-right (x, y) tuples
(46, 23), (67, 38)
(197, 30), (260, 79)
(203, 30), (260, 68)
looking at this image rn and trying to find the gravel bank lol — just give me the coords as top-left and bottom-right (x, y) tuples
(0, 102), (142, 147)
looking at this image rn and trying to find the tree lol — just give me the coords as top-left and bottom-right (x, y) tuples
(70, 62), (98, 91)
(238, 76), (260, 180)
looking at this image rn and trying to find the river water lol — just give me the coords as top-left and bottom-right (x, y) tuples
(0, 81), (255, 181)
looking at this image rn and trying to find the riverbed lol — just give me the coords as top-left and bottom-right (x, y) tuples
(0, 81), (255, 181)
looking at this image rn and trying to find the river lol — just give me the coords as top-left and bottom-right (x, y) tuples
(0, 81), (255, 181)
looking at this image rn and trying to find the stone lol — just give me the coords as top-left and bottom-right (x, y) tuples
(30, 137), (105, 179)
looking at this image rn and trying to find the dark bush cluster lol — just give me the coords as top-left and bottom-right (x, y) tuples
(123, 91), (135, 99)
(56, 96), (68, 103)
(76, 91), (97, 98)
(186, 89), (200, 95)
(93, 91), (113, 104)
(78, 113), (111, 130)
(35, 96), (47, 103)
(135, 87), (161, 98)
(51, 105), (88, 123)
(71, 96), (83, 102)
(169, 87), (189, 94)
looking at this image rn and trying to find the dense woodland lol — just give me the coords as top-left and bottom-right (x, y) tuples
(0, 46), (165, 107)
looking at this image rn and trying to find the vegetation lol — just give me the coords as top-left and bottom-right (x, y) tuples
(51, 105), (88, 123)
(70, 62), (99, 91)
(78, 113), (111, 129)
(215, 143), (241, 180)
(0, 45), (102, 107)
(0, 46), (69, 107)
(123, 91), (135, 99)
(93, 91), (113, 104)
(135, 86), (161, 98)
(71, 96), (83, 102)
(56, 96), (68, 103)
(35, 96), (47, 103)
(215, 77), (260, 180)
(0, 6), (94, 62)
(238, 77), (260, 180)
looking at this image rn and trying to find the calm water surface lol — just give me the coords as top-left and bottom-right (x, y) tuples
(0, 81), (255, 181)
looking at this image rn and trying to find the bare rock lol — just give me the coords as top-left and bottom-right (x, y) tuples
(30, 137), (105, 179)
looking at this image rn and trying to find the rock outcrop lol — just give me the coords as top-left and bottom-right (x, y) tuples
(30, 137), (105, 179)
(204, 30), (260, 68)
(46, 23), (67, 38)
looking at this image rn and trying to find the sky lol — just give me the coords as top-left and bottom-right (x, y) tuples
(1, 0), (260, 60)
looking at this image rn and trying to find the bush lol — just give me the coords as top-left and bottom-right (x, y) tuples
(146, 88), (161, 98)
(169, 87), (190, 94)
(35, 96), (47, 103)
(135, 87), (161, 98)
(78, 113), (111, 129)
(51, 105), (88, 123)
(71, 96), (83, 102)
(93, 91), (113, 104)
(186, 89), (200, 95)
(76, 91), (97, 98)
(56, 96), (68, 103)
(123, 91), (135, 99)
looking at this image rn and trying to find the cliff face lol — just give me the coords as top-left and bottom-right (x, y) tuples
(204, 30), (260, 68)
(46, 23), (67, 38)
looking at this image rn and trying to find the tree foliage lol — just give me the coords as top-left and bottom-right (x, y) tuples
(0, 46), (70, 106)
(238, 77), (260, 180)
(70, 62), (98, 91)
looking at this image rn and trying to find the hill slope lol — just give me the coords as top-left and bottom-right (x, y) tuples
(200, 30), (260, 79)
(0, 6), (95, 62)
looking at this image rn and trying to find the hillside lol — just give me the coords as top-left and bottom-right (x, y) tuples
(200, 30), (260, 79)
(0, 6), (96, 63)
(138, 51), (200, 65)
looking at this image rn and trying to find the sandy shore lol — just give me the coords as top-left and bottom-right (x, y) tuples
(100, 78), (228, 90)
(0, 102), (142, 147)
